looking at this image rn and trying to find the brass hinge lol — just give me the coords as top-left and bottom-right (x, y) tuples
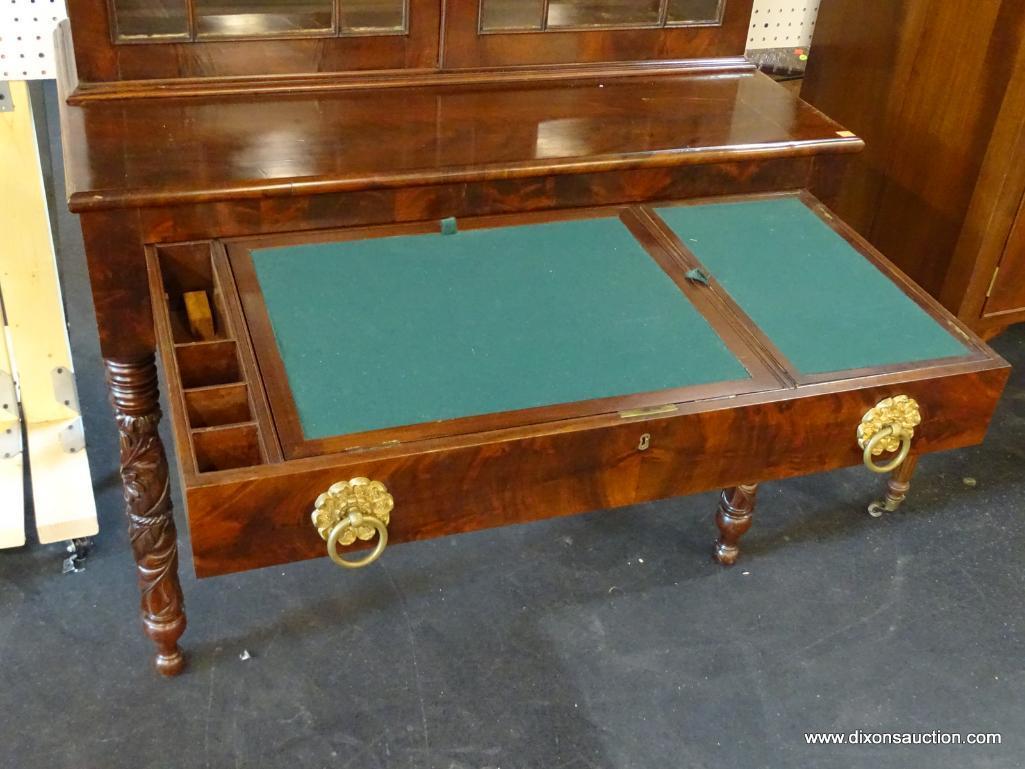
(618, 403), (678, 419)
(986, 266), (1001, 298)
(345, 439), (400, 454)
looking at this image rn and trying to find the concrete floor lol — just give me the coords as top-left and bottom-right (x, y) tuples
(2, 83), (1024, 769)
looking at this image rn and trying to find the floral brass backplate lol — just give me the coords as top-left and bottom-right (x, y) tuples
(857, 395), (922, 456)
(312, 477), (394, 546)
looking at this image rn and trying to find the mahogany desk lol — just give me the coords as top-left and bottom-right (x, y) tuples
(58, 42), (1008, 676)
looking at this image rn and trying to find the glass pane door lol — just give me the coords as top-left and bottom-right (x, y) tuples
(110, 0), (410, 40)
(338, 0), (407, 33)
(193, 0), (334, 38)
(456, 0), (737, 69)
(111, 0), (190, 39)
(666, 0), (722, 24)
(478, 0), (724, 33)
(546, 0), (663, 29)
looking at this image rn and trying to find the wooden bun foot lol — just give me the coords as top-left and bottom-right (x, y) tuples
(155, 649), (187, 676)
(713, 484), (758, 566)
(714, 538), (742, 566)
(146, 614), (187, 676)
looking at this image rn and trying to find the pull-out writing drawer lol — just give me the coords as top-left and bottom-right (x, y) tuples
(146, 193), (1008, 577)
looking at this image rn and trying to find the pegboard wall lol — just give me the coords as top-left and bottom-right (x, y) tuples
(0, 0), (68, 81)
(1, 0), (816, 81)
(746, 1), (820, 51)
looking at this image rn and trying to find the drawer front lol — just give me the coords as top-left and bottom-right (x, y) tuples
(184, 367), (1006, 577)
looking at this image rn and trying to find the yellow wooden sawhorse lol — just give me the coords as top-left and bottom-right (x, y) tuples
(0, 81), (97, 549)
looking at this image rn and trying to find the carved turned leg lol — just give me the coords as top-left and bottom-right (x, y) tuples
(868, 455), (919, 518)
(106, 356), (186, 676)
(714, 483), (758, 566)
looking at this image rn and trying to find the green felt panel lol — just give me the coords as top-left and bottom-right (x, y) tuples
(251, 218), (749, 440)
(656, 198), (969, 375)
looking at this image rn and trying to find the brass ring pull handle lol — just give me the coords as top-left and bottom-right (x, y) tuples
(857, 395), (921, 475)
(311, 478), (394, 570)
(326, 512), (388, 569)
(862, 426), (912, 474)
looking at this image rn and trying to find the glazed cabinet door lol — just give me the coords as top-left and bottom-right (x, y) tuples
(111, 0), (409, 41)
(441, 0), (752, 68)
(70, 0), (440, 81)
(73, 0), (748, 83)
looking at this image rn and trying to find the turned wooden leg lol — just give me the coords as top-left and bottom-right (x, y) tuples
(714, 483), (758, 566)
(868, 456), (919, 518)
(106, 356), (186, 676)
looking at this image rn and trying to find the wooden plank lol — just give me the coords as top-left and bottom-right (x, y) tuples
(0, 322), (25, 549)
(183, 290), (215, 341)
(27, 420), (97, 543)
(0, 81), (97, 544)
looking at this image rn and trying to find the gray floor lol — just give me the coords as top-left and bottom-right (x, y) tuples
(2, 82), (1024, 769)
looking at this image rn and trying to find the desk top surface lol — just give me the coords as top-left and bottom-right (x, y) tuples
(60, 70), (861, 212)
(251, 214), (750, 440)
(241, 196), (970, 444)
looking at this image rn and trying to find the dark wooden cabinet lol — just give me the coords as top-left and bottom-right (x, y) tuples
(65, 0), (749, 89)
(58, 0), (1009, 677)
(801, 0), (1025, 339)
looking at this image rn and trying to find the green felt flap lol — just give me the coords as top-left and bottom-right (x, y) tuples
(250, 217), (749, 440)
(656, 197), (970, 375)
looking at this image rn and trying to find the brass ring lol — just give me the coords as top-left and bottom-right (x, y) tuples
(326, 512), (388, 569)
(863, 426), (912, 474)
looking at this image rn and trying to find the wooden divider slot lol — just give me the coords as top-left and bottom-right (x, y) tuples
(156, 242), (232, 344)
(175, 340), (242, 389)
(185, 383), (252, 428)
(192, 423), (263, 472)
(210, 243), (286, 464)
(149, 241), (281, 477)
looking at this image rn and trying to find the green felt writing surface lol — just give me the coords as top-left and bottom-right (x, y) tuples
(251, 217), (749, 440)
(656, 197), (969, 375)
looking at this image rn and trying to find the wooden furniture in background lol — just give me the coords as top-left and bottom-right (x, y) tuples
(801, 0), (1025, 339)
(57, 0), (1007, 677)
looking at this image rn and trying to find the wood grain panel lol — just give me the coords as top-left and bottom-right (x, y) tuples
(185, 366), (1008, 576)
(983, 197), (1025, 317)
(61, 70), (860, 211)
